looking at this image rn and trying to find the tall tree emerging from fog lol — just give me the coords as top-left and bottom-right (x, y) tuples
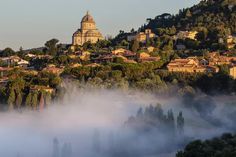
(32, 92), (38, 110)
(67, 143), (72, 157)
(15, 92), (22, 110)
(52, 138), (60, 157)
(167, 109), (175, 136)
(45, 92), (52, 107)
(61, 143), (72, 157)
(61, 143), (67, 157)
(25, 92), (32, 109)
(92, 129), (101, 153)
(177, 112), (185, 135)
(7, 89), (15, 110)
(39, 92), (45, 111)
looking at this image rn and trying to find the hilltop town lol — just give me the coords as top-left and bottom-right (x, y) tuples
(0, 0), (236, 110)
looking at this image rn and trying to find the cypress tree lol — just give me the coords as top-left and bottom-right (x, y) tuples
(177, 111), (185, 135)
(7, 89), (15, 110)
(39, 92), (45, 111)
(15, 92), (22, 109)
(25, 92), (32, 109)
(32, 92), (38, 110)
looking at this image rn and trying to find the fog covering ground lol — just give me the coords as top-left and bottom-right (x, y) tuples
(1, 84), (236, 157)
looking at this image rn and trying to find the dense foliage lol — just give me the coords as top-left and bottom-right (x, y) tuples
(176, 133), (236, 157)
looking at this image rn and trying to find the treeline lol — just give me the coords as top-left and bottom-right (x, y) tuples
(176, 133), (236, 157)
(147, 0), (236, 32)
(63, 61), (236, 96)
(63, 61), (169, 92)
(157, 69), (236, 95)
(125, 104), (185, 136)
(52, 138), (72, 157)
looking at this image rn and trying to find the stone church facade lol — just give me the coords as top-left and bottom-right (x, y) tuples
(72, 12), (103, 46)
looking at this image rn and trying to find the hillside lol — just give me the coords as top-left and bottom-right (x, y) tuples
(112, 0), (236, 51)
(145, 0), (236, 34)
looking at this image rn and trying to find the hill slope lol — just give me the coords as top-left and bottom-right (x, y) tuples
(145, 0), (236, 34)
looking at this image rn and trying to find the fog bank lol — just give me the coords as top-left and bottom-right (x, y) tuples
(0, 86), (236, 157)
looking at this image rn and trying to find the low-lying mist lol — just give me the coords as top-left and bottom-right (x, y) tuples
(1, 84), (236, 157)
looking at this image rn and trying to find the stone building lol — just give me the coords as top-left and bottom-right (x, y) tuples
(127, 29), (156, 43)
(72, 11), (103, 46)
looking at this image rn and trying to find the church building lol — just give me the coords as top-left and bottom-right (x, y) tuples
(72, 11), (103, 46)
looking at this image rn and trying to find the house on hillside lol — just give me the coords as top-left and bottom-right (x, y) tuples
(79, 51), (91, 61)
(42, 65), (64, 75)
(146, 46), (155, 53)
(112, 48), (137, 60)
(25, 53), (37, 59)
(226, 35), (236, 49)
(167, 57), (218, 73)
(208, 52), (236, 66)
(138, 52), (160, 63)
(92, 54), (114, 64)
(127, 29), (156, 43)
(176, 31), (198, 40)
(17, 59), (29, 68)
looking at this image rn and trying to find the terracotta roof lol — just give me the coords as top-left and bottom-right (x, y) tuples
(0, 67), (13, 71)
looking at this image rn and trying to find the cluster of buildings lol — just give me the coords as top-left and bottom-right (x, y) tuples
(0, 56), (30, 87)
(0, 56), (29, 68)
(167, 52), (236, 79)
(75, 48), (160, 65)
(0, 53), (61, 94)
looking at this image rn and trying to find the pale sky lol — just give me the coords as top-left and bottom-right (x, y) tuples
(0, 0), (200, 50)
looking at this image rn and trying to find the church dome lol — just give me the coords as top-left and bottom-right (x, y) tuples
(81, 11), (95, 23)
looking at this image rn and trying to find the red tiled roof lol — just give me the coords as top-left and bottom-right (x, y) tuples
(0, 67), (13, 71)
